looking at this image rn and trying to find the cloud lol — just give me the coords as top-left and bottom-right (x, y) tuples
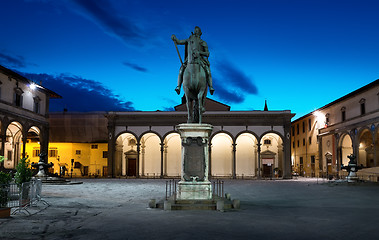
(212, 61), (258, 104)
(0, 53), (27, 68)
(18, 71), (135, 112)
(122, 61), (148, 73)
(71, 0), (144, 45)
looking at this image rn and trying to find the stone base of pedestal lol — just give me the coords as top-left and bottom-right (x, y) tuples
(177, 181), (212, 200)
(347, 172), (359, 183)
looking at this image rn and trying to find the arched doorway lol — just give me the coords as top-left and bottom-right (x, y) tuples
(359, 129), (374, 167)
(164, 133), (181, 177)
(140, 132), (161, 178)
(4, 121), (23, 169)
(340, 134), (353, 166)
(211, 133), (233, 178)
(260, 133), (283, 178)
(115, 133), (138, 177)
(235, 133), (258, 178)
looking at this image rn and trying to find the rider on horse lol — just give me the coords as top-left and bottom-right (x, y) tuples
(171, 26), (214, 95)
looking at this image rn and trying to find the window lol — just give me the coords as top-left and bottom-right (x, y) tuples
(325, 113), (330, 127)
(76, 150), (81, 155)
(14, 86), (23, 107)
(303, 138), (305, 146)
(103, 151), (108, 158)
(309, 137), (312, 145)
(91, 144), (98, 149)
(341, 107), (346, 122)
(33, 149), (40, 157)
(311, 155), (315, 164)
(292, 126), (295, 136)
(7, 150), (12, 161)
(49, 149), (58, 157)
(33, 97), (41, 114)
(308, 119), (311, 131)
(297, 140), (299, 147)
(264, 139), (271, 145)
(292, 141), (295, 149)
(296, 124), (299, 135)
(360, 98), (366, 115)
(302, 121), (305, 133)
(300, 157), (303, 165)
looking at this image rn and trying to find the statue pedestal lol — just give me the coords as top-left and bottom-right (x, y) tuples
(176, 123), (213, 200)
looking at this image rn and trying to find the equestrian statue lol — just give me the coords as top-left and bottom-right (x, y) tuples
(171, 26), (214, 124)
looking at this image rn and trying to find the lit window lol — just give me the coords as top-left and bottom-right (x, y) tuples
(49, 149), (58, 157)
(33, 149), (40, 157)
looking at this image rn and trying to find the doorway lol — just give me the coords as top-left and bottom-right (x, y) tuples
(127, 158), (137, 176)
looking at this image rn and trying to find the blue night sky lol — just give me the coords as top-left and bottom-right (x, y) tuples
(1, 0), (378, 120)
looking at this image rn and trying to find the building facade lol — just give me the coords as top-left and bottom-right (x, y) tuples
(291, 79), (379, 179)
(0, 65), (60, 170)
(106, 99), (294, 179)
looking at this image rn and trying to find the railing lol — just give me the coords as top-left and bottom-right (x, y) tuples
(165, 179), (177, 200)
(0, 179), (49, 215)
(212, 179), (224, 198)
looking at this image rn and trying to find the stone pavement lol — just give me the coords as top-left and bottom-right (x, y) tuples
(1, 178), (379, 240)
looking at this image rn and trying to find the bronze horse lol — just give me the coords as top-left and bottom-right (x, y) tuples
(182, 57), (208, 124)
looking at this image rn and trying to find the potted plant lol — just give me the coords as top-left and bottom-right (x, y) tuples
(14, 157), (32, 206)
(0, 156), (12, 218)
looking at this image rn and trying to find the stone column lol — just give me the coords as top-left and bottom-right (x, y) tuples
(136, 142), (141, 178)
(232, 143), (237, 179)
(334, 133), (340, 178)
(283, 123), (292, 179)
(257, 143), (261, 179)
(208, 142), (212, 179)
(22, 135), (27, 159)
(160, 142), (164, 178)
(106, 116), (116, 178)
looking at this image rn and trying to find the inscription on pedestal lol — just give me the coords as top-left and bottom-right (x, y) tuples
(182, 137), (206, 181)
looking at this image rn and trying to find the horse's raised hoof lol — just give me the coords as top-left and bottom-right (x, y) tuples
(209, 87), (215, 95)
(175, 87), (180, 95)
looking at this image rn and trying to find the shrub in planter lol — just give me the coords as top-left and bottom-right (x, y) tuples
(14, 158), (32, 205)
(0, 171), (12, 208)
(14, 158), (32, 188)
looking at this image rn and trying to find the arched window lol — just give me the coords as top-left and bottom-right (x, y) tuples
(14, 85), (23, 107)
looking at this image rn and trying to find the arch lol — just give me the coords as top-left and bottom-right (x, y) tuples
(339, 133), (353, 166)
(211, 132), (233, 177)
(139, 130), (163, 143)
(260, 132), (284, 178)
(140, 132), (161, 177)
(358, 128), (374, 167)
(235, 130), (260, 143)
(210, 130), (234, 143)
(24, 125), (41, 162)
(115, 132), (138, 176)
(163, 132), (181, 177)
(4, 121), (24, 168)
(235, 132), (258, 178)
